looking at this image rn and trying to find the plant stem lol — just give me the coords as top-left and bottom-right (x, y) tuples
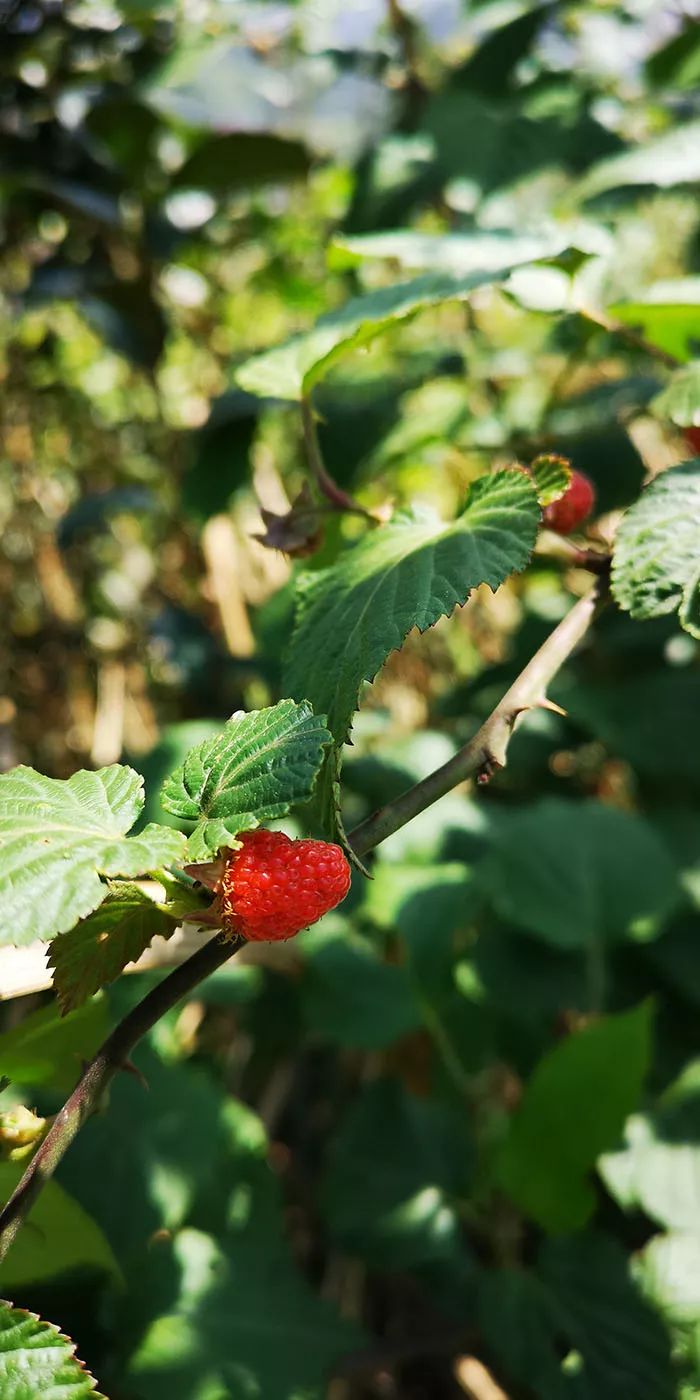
(0, 934), (236, 1264)
(351, 574), (609, 856)
(300, 397), (373, 519)
(0, 576), (608, 1264)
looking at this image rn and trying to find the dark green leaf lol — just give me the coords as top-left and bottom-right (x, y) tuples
(112, 1090), (365, 1400)
(0, 1162), (119, 1288)
(286, 471), (540, 755)
(498, 1003), (653, 1232)
(0, 999), (108, 1092)
(479, 1233), (674, 1400)
(174, 133), (309, 193)
(323, 1079), (471, 1268)
(299, 919), (420, 1049)
(49, 884), (181, 1015)
(484, 798), (679, 950)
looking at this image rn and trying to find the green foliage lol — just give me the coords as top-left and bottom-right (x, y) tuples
(0, 1000), (108, 1092)
(286, 470), (540, 818)
(479, 1233), (675, 1399)
(323, 1078), (470, 1268)
(498, 1003), (653, 1232)
(530, 454), (572, 506)
(575, 117), (700, 197)
(653, 362), (700, 426)
(3, 0), (700, 1393)
(484, 798), (679, 949)
(236, 270), (551, 401)
(299, 919), (420, 1049)
(610, 288), (700, 364)
(0, 767), (185, 947)
(612, 461), (700, 638)
(48, 885), (181, 1014)
(330, 225), (607, 274)
(600, 1066), (700, 1232)
(161, 699), (331, 857)
(0, 1302), (104, 1399)
(0, 1164), (118, 1289)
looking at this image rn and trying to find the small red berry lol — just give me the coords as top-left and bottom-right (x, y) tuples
(542, 470), (596, 535)
(684, 427), (700, 455)
(216, 829), (351, 942)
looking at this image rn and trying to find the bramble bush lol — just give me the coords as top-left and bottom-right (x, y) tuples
(0, 2), (700, 1397)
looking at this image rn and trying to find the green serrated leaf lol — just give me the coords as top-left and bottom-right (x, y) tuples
(611, 461), (700, 639)
(0, 765), (186, 948)
(0, 1300), (105, 1398)
(498, 1003), (653, 1232)
(484, 798), (679, 950)
(286, 470), (540, 767)
(530, 454), (572, 506)
(652, 360), (700, 427)
(49, 884), (181, 1015)
(680, 565), (700, 639)
(160, 700), (331, 858)
(235, 270), (546, 402)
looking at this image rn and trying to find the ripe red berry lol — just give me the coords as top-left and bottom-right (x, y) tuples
(542, 470), (596, 535)
(684, 427), (700, 455)
(216, 829), (351, 942)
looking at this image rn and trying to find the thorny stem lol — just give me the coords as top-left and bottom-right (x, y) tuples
(300, 397), (374, 520)
(351, 571), (610, 856)
(0, 935), (238, 1263)
(0, 572), (609, 1265)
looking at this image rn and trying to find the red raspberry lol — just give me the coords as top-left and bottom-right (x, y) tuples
(216, 829), (351, 942)
(542, 470), (596, 535)
(684, 427), (700, 455)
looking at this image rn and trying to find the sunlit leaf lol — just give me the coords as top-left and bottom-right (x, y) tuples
(612, 461), (700, 639)
(652, 361), (700, 427)
(576, 118), (700, 198)
(236, 271), (549, 401)
(0, 1301), (105, 1399)
(161, 700), (331, 858)
(0, 766), (185, 948)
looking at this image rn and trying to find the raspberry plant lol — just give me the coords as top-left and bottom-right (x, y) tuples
(0, 4), (700, 1399)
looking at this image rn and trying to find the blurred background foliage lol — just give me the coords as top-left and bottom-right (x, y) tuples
(1, 0), (700, 1396)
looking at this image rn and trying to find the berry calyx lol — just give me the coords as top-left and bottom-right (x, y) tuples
(542, 470), (596, 535)
(216, 829), (351, 942)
